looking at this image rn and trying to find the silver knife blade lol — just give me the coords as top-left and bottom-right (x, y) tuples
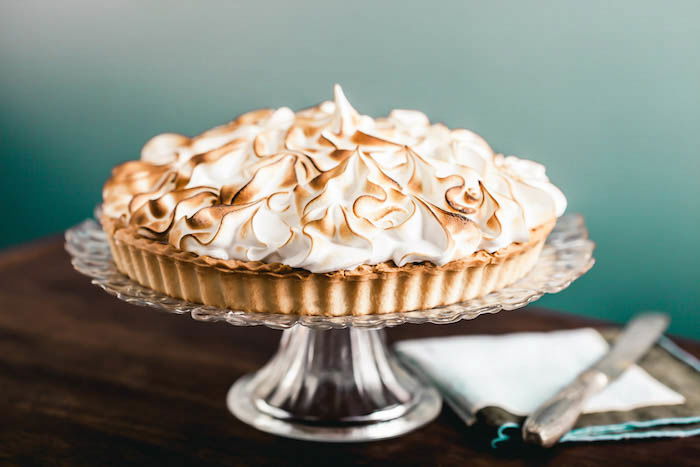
(594, 312), (670, 380)
(522, 312), (670, 447)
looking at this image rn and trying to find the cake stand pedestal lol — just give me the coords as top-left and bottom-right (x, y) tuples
(228, 326), (440, 441)
(66, 214), (594, 442)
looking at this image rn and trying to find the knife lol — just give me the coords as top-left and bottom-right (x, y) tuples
(522, 312), (670, 447)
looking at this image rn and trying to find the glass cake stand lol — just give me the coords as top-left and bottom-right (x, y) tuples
(65, 214), (594, 442)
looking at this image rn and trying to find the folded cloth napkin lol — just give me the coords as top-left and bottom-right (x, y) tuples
(395, 328), (700, 448)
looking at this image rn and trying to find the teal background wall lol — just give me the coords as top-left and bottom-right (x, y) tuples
(1, 1), (698, 337)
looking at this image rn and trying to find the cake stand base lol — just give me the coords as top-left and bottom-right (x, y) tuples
(227, 326), (441, 442)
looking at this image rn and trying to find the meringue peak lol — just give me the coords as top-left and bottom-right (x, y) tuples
(330, 84), (361, 137)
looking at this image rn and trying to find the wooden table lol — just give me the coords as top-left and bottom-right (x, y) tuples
(1, 237), (698, 466)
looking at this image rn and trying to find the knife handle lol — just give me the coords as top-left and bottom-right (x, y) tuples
(522, 370), (608, 447)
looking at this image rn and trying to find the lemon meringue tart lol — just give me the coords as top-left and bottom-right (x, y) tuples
(101, 85), (566, 316)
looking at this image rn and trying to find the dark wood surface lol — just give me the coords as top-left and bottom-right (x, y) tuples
(1, 236), (698, 467)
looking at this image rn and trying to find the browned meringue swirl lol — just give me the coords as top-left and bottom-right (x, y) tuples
(102, 85), (566, 273)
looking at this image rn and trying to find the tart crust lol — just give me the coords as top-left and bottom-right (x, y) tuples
(101, 215), (555, 316)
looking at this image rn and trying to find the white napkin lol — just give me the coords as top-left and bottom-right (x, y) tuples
(396, 328), (684, 417)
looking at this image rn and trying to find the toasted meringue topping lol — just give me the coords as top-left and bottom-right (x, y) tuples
(103, 85), (567, 273)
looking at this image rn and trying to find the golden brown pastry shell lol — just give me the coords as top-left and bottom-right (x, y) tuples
(100, 215), (555, 316)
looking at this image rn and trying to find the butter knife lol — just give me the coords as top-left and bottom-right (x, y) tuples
(522, 312), (670, 447)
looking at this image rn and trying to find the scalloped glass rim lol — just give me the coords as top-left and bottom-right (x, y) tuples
(65, 214), (594, 330)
